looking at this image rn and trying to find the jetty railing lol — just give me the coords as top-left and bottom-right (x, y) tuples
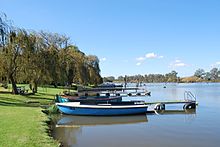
(184, 91), (196, 101)
(147, 91), (197, 111)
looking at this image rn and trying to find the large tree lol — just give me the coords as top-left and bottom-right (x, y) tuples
(1, 13), (103, 94)
(0, 30), (25, 94)
(210, 68), (219, 81)
(86, 55), (102, 85)
(194, 68), (205, 78)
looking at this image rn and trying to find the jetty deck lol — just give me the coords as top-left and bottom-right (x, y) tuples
(145, 100), (197, 111)
(145, 100), (197, 105)
(145, 91), (197, 111)
(146, 109), (196, 114)
(78, 87), (144, 92)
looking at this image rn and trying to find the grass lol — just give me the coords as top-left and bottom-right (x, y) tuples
(0, 106), (59, 147)
(0, 85), (67, 147)
(0, 85), (64, 105)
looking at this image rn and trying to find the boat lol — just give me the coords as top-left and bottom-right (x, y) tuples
(77, 83), (151, 97)
(55, 94), (122, 103)
(99, 91), (151, 97)
(56, 101), (148, 116)
(98, 82), (123, 88)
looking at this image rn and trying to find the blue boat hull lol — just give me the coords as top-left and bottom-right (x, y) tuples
(57, 105), (148, 116)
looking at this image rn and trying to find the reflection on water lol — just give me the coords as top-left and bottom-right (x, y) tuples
(154, 109), (197, 123)
(56, 115), (148, 127)
(52, 83), (220, 147)
(52, 115), (148, 147)
(53, 123), (81, 146)
(52, 110), (196, 147)
(154, 109), (196, 115)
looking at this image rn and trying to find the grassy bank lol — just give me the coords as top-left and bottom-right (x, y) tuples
(0, 106), (59, 147)
(0, 86), (65, 147)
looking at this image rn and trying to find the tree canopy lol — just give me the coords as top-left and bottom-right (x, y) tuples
(106, 70), (180, 83)
(0, 14), (102, 94)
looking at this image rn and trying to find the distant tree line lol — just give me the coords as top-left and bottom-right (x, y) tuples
(104, 68), (220, 83)
(194, 68), (220, 81)
(0, 13), (102, 94)
(104, 70), (180, 83)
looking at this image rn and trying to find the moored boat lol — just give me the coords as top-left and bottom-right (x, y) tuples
(55, 94), (122, 103)
(56, 101), (148, 116)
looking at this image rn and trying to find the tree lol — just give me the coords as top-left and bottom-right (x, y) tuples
(117, 76), (124, 81)
(103, 76), (115, 82)
(210, 68), (219, 81)
(19, 32), (50, 93)
(1, 13), (103, 93)
(194, 68), (205, 78)
(166, 70), (178, 82)
(58, 45), (76, 86)
(0, 30), (25, 94)
(39, 31), (69, 88)
(204, 72), (211, 81)
(86, 55), (102, 85)
(0, 13), (11, 87)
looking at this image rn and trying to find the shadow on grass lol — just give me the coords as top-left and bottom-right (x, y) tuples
(0, 92), (54, 107)
(0, 91), (12, 94)
(24, 94), (54, 101)
(38, 92), (57, 97)
(0, 97), (25, 103)
(0, 100), (40, 107)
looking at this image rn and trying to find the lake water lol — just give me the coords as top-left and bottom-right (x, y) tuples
(52, 83), (220, 147)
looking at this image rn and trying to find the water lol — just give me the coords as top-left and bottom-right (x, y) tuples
(52, 83), (220, 147)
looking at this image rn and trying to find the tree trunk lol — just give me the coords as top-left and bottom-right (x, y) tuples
(32, 81), (38, 93)
(29, 83), (32, 91)
(34, 82), (38, 93)
(53, 83), (57, 88)
(9, 74), (18, 94)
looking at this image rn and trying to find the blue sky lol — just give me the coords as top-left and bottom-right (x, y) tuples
(1, 0), (220, 77)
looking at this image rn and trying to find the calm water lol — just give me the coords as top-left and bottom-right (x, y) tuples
(52, 83), (220, 147)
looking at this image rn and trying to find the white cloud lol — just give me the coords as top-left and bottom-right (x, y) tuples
(170, 59), (187, 68)
(100, 57), (106, 62)
(146, 53), (157, 59)
(175, 59), (181, 63)
(136, 62), (141, 66)
(135, 52), (164, 66)
(145, 52), (164, 59)
(174, 63), (187, 67)
(136, 57), (145, 61)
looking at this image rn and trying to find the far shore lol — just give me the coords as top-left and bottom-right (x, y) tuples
(113, 76), (220, 84)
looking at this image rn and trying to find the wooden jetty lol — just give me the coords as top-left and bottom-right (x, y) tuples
(77, 87), (151, 97)
(147, 109), (196, 114)
(78, 87), (143, 92)
(146, 91), (197, 111)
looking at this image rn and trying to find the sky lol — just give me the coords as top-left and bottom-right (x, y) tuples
(1, 0), (220, 78)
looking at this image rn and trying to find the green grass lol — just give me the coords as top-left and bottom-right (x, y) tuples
(0, 85), (64, 105)
(0, 106), (59, 147)
(0, 85), (65, 147)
